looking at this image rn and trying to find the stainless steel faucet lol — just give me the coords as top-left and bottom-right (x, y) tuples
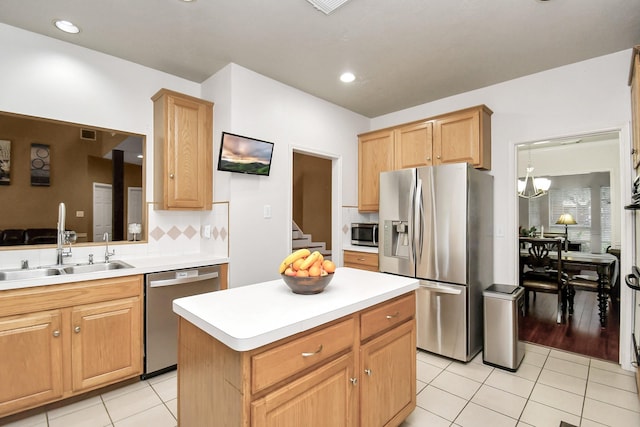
(103, 232), (115, 262)
(56, 202), (72, 265)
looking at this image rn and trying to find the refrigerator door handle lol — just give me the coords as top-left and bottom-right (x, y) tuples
(416, 177), (424, 259)
(419, 282), (462, 295)
(408, 173), (416, 264)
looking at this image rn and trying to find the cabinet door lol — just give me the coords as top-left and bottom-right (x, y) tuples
(0, 310), (63, 417)
(360, 320), (416, 427)
(251, 353), (357, 427)
(433, 108), (481, 166)
(165, 94), (213, 209)
(394, 121), (433, 169)
(358, 130), (394, 212)
(71, 297), (142, 391)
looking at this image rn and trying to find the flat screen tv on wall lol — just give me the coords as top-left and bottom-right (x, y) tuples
(217, 132), (275, 176)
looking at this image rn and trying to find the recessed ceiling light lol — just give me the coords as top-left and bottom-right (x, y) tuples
(53, 19), (80, 34)
(340, 72), (356, 83)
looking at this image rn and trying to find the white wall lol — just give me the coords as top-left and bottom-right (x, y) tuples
(371, 50), (632, 286)
(202, 64), (369, 286)
(0, 24), (223, 261)
(371, 50), (634, 368)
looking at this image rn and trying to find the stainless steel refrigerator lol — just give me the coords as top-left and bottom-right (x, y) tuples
(379, 163), (493, 362)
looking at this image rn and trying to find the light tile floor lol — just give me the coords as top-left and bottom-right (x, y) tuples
(2, 343), (639, 427)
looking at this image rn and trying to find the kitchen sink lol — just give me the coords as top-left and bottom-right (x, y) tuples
(0, 260), (134, 281)
(61, 260), (133, 274)
(0, 268), (63, 281)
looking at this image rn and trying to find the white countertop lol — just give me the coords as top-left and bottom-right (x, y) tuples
(343, 244), (378, 254)
(0, 253), (229, 291)
(172, 267), (418, 352)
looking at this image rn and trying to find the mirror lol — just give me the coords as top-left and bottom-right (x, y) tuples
(517, 131), (621, 253)
(0, 111), (145, 248)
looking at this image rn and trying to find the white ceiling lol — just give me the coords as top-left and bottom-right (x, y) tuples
(1, 0), (639, 118)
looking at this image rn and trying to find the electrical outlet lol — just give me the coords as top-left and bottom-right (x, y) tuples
(203, 225), (211, 239)
(76, 210), (85, 218)
(264, 205), (272, 219)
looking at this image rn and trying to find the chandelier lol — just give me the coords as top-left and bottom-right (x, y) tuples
(518, 150), (551, 199)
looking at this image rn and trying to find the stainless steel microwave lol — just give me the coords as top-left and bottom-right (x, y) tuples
(351, 223), (378, 247)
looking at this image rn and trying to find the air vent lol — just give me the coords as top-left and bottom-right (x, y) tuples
(306, 0), (350, 14)
(80, 128), (97, 141)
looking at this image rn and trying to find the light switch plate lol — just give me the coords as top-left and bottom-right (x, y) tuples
(264, 205), (272, 219)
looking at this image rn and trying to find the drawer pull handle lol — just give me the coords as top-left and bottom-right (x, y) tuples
(364, 368), (372, 376)
(350, 377), (358, 386)
(74, 326), (81, 333)
(386, 311), (400, 319)
(357, 258), (365, 261)
(301, 344), (323, 357)
(53, 330), (60, 337)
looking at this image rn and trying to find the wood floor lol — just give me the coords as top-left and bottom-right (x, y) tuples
(519, 289), (620, 362)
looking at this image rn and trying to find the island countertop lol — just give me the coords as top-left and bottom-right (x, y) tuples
(172, 267), (418, 351)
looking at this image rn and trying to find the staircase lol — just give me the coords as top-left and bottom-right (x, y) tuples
(292, 221), (331, 260)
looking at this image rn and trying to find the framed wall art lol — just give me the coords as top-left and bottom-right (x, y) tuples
(0, 139), (10, 186)
(31, 143), (50, 186)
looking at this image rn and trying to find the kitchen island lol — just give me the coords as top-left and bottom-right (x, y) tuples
(173, 267), (419, 427)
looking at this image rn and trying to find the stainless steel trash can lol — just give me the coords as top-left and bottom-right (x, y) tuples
(482, 284), (525, 371)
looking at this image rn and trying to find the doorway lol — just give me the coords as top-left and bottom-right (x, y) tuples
(516, 131), (623, 362)
(292, 152), (332, 257)
(93, 182), (112, 242)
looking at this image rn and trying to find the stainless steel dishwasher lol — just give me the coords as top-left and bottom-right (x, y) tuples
(143, 265), (221, 378)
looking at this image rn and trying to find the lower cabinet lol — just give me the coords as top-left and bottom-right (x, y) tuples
(251, 353), (358, 427)
(344, 250), (379, 272)
(0, 310), (64, 416)
(0, 276), (143, 418)
(178, 292), (416, 426)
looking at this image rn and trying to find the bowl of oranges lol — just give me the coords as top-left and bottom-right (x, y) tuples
(279, 249), (336, 295)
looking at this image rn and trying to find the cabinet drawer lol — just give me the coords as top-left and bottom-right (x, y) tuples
(251, 317), (355, 394)
(360, 293), (415, 341)
(344, 250), (378, 270)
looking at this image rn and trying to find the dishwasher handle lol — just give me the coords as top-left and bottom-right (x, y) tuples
(148, 271), (219, 288)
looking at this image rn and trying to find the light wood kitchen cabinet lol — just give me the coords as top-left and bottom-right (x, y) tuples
(0, 310), (64, 416)
(358, 129), (395, 212)
(433, 105), (492, 170)
(394, 121), (434, 169)
(0, 275), (143, 418)
(630, 46), (640, 170)
(344, 250), (378, 272)
(251, 353), (357, 427)
(152, 88), (214, 210)
(71, 296), (142, 391)
(358, 105), (491, 211)
(178, 292), (416, 426)
(360, 321), (415, 427)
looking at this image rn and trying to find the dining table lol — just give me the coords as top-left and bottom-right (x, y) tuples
(520, 249), (618, 327)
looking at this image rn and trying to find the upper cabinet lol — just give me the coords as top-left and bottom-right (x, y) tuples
(630, 46), (640, 171)
(358, 105), (492, 211)
(358, 129), (395, 212)
(152, 89), (214, 210)
(433, 105), (492, 169)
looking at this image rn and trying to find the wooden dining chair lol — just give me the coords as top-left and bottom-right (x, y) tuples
(519, 237), (570, 323)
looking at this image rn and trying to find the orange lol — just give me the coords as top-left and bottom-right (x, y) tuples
(322, 260), (336, 273)
(296, 269), (309, 277)
(284, 267), (296, 276)
(308, 265), (321, 277)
